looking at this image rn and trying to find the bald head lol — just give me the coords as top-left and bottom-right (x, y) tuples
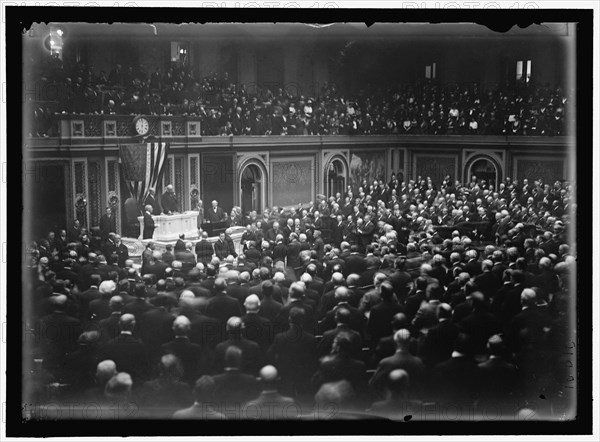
(393, 329), (411, 349)
(96, 360), (117, 383)
(119, 313), (136, 332)
(334, 285), (349, 302)
(244, 294), (260, 312)
(259, 365), (279, 384)
(172, 315), (191, 336)
(226, 316), (243, 333)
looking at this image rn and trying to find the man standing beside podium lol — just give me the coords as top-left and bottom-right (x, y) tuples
(206, 200), (227, 224)
(161, 184), (179, 215)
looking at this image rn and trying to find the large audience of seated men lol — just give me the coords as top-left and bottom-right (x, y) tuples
(24, 174), (575, 420)
(29, 55), (570, 138)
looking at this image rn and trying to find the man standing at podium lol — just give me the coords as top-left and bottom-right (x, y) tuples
(206, 200), (226, 224)
(161, 184), (179, 215)
(143, 205), (155, 239)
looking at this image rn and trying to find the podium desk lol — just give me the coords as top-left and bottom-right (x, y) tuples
(201, 221), (227, 237)
(138, 211), (199, 241)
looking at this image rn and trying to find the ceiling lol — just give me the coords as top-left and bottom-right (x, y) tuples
(26, 22), (571, 41)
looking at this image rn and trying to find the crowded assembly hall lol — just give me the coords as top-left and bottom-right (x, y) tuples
(22, 22), (576, 421)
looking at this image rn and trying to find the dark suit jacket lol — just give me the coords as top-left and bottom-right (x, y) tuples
(242, 312), (275, 351)
(313, 354), (367, 392)
(99, 214), (116, 240)
(244, 391), (299, 419)
(212, 368), (261, 406)
(317, 325), (363, 358)
(367, 301), (404, 344)
(474, 271), (501, 300)
(98, 332), (150, 381)
(195, 240), (214, 263)
(477, 356), (518, 400)
(268, 325), (318, 390)
(37, 311), (83, 372)
(206, 207), (226, 223)
(139, 378), (194, 414)
(214, 337), (263, 375)
(417, 319), (459, 368)
(143, 212), (155, 239)
(161, 192), (178, 213)
(122, 297), (154, 319)
(99, 312), (122, 341)
(369, 350), (425, 396)
(175, 239), (186, 253)
(181, 309), (223, 350)
(344, 253), (367, 277)
(430, 355), (481, 403)
(137, 307), (175, 359)
(258, 297), (283, 321)
(161, 336), (210, 382)
(205, 292), (243, 324)
(213, 239), (229, 260)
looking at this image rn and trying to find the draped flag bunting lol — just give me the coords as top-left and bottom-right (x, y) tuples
(119, 142), (169, 209)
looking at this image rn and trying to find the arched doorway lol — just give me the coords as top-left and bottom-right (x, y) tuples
(326, 159), (346, 198)
(468, 158), (498, 189)
(241, 164), (263, 216)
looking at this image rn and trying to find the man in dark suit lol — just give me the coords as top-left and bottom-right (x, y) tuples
(268, 307), (318, 399)
(430, 333), (482, 404)
(317, 307), (362, 358)
(205, 277), (243, 324)
(320, 286), (365, 337)
(138, 354), (194, 415)
(36, 294), (83, 375)
(161, 315), (210, 384)
(213, 232), (230, 261)
(343, 245), (367, 277)
(206, 200), (226, 224)
(122, 283), (154, 318)
(243, 365), (299, 419)
(212, 346), (261, 410)
(505, 288), (549, 353)
(312, 331), (367, 395)
(195, 231), (214, 265)
(366, 281), (403, 346)
(99, 295), (124, 342)
(286, 234), (303, 272)
(176, 242), (197, 274)
(174, 234), (186, 254)
(458, 291), (503, 356)
(257, 281), (283, 321)
(178, 295), (222, 350)
(478, 334), (518, 403)
(98, 313), (150, 382)
(173, 376), (226, 419)
(214, 317), (263, 375)
(144, 188), (158, 216)
(274, 283), (315, 334)
(272, 235), (287, 264)
(358, 214), (376, 252)
(161, 184), (179, 215)
(99, 207), (117, 243)
(112, 235), (129, 268)
(143, 205), (155, 239)
(137, 296), (175, 361)
(473, 259), (502, 300)
(241, 294), (274, 352)
(369, 329), (425, 398)
(416, 303), (458, 369)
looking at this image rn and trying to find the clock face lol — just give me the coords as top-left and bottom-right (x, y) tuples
(135, 117), (149, 135)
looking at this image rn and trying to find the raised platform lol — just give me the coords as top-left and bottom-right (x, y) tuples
(121, 226), (246, 258)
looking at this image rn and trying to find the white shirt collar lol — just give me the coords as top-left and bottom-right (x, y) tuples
(451, 351), (464, 358)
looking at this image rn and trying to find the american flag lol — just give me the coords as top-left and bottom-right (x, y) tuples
(119, 142), (169, 207)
